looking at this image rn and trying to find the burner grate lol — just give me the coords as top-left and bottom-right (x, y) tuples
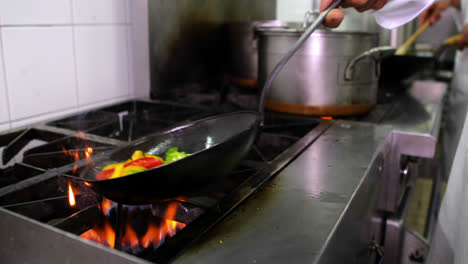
(0, 163), (45, 188)
(85, 100), (214, 142)
(0, 99), (329, 263)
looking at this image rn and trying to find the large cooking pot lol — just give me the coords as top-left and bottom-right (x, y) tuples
(227, 21), (285, 89)
(256, 23), (394, 116)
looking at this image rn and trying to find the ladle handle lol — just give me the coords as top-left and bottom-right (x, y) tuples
(258, 0), (342, 124)
(395, 20), (430, 55)
(444, 34), (462, 46)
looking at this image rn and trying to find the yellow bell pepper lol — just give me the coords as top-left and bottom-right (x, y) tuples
(131, 150), (143, 160)
(102, 163), (119, 171)
(110, 163), (125, 179)
(102, 159), (132, 171)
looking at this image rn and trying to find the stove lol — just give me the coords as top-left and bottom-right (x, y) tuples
(0, 88), (331, 262)
(0, 80), (447, 263)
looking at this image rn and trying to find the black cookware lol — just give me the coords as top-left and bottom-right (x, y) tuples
(72, 0), (342, 204)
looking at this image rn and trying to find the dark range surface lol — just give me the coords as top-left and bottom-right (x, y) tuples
(0, 94), (328, 262)
(0, 78), (448, 263)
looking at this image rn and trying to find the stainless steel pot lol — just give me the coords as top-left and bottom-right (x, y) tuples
(256, 24), (394, 116)
(227, 21), (285, 88)
(227, 21), (260, 88)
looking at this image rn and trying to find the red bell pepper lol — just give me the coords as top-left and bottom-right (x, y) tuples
(96, 168), (115, 180)
(124, 157), (163, 169)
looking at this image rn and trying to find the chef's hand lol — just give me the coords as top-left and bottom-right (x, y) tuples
(321, 0), (389, 28)
(458, 24), (468, 50)
(419, 0), (456, 27)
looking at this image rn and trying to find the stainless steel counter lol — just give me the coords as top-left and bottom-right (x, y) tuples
(380, 80), (447, 158)
(0, 80), (447, 263)
(174, 80), (447, 263)
(174, 121), (390, 264)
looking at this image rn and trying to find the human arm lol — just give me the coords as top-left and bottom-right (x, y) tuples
(458, 24), (468, 50)
(419, 0), (461, 26)
(321, 0), (389, 28)
(322, 0), (435, 29)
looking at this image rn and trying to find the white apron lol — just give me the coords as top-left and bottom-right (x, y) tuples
(427, 1), (468, 263)
(369, 1), (468, 262)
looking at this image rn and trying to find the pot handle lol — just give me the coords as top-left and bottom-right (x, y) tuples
(344, 46), (396, 81)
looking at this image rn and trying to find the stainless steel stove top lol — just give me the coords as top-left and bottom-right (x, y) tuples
(0, 80), (447, 263)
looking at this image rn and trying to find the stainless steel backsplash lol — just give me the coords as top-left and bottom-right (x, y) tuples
(148, 0), (276, 98)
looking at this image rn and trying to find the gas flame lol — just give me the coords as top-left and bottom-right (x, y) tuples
(68, 183), (76, 207)
(141, 223), (162, 248)
(62, 146), (80, 173)
(76, 131), (86, 139)
(122, 224), (140, 250)
(99, 198), (113, 214)
(61, 131), (95, 174)
(80, 199), (186, 251)
(320, 116), (333, 120)
(85, 147), (94, 165)
(80, 221), (116, 248)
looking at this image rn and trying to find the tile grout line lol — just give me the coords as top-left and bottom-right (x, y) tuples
(9, 95), (130, 125)
(125, 0), (131, 24)
(76, 95), (131, 110)
(126, 0), (134, 98)
(0, 23), (12, 129)
(0, 23), (131, 28)
(69, 0), (80, 110)
(10, 106), (78, 124)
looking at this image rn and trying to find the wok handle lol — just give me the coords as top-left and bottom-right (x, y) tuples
(344, 46), (396, 81)
(258, 0), (342, 124)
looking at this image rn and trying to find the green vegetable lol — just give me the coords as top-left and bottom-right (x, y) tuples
(165, 147), (190, 163)
(127, 169), (146, 175)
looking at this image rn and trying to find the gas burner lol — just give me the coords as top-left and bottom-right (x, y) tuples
(0, 99), (327, 263)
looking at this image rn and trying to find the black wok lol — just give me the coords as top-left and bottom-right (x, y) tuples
(73, 0), (342, 204)
(380, 55), (436, 82)
(79, 112), (259, 204)
(380, 35), (460, 83)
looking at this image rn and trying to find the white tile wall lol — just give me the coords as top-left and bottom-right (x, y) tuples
(0, 123), (9, 132)
(10, 107), (78, 129)
(74, 25), (130, 105)
(276, 0), (312, 22)
(129, 0), (150, 98)
(72, 0), (127, 24)
(0, 1), (149, 133)
(2, 27), (77, 120)
(0, 35), (9, 124)
(0, 0), (71, 25)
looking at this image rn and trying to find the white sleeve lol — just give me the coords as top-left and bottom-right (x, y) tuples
(463, 1), (468, 24)
(367, 0), (435, 29)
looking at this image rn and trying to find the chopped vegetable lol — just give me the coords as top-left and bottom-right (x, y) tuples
(124, 157), (163, 169)
(131, 150), (144, 160)
(127, 169), (146, 175)
(102, 159), (131, 171)
(165, 147), (191, 163)
(121, 165), (147, 177)
(110, 163), (125, 179)
(144, 153), (164, 162)
(96, 148), (189, 180)
(96, 168), (115, 180)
